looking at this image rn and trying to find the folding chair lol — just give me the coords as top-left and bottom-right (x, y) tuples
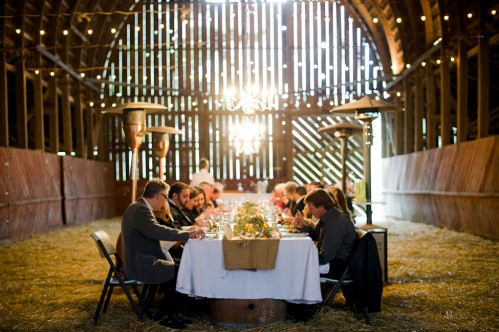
(319, 232), (373, 324)
(90, 230), (151, 324)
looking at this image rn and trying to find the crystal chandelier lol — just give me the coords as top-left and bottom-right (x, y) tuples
(225, 5), (274, 116)
(230, 117), (266, 155)
(225, 5), (274, 155)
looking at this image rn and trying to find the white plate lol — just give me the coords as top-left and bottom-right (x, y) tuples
(281, 232), (309, 238)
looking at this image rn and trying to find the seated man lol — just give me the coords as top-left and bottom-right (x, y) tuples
(294, 188), (356, 279)
(168, 182), (194, 228)
(121, 178), (204, 329)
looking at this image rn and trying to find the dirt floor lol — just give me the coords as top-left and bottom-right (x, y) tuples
(0, 217), (498, 331)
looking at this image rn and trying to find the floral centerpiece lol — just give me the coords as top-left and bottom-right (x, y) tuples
(231, 202), (279, 239)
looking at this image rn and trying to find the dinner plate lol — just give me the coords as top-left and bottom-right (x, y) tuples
(281, 232), (309, 238)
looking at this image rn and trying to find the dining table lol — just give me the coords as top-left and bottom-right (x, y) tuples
(176, 235), (322, 327)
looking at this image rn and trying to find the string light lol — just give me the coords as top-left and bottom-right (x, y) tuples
(421, 16), (426, 22)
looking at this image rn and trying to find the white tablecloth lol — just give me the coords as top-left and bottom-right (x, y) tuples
(176, 237), (322, 304)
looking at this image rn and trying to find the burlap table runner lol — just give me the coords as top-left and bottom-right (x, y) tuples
(222, 238), (280, 271)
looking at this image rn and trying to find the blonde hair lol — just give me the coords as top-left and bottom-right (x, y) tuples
(328, 187), (350, 217)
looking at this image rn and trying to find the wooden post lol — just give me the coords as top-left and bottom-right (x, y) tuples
(15, 59), (28, 149)
(403, 78), (414, 154)
(477, 2), (490, 139)
(456, 3), (468, 143)
(440, 39), (451, 146)
(426, 62), (437, 149)
(414, 69), (424, 151)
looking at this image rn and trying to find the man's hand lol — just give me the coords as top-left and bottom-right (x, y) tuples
(184, 225), (205, 239)
(293, 211), (304, 229)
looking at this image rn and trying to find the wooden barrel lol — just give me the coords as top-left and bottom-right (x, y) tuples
(210, 299), (287, 329)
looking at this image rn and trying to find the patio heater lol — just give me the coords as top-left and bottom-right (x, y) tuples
(318, 122), (363, 194)
(102, 102), (167, 203)
(146, 126), (183, 180)
(330, 96), (402, 224)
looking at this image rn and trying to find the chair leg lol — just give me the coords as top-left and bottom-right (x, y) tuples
(322, 283), (343, 310)
(94, 283), (110, 324)
(145, 284), (158, 307)
(94, 269), (113, 325)
(362, 308), (370, 325)
(131, 285), (152, 318)
(102, 285), (114, 314)
(121, 284), (145, 321)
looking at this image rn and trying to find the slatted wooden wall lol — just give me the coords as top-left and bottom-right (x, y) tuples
(62, 157), (116, 225)
(382, 136), (499, 240)
(0, 147), (116, 244)
(96, 1), (377, 188)
(0, 147), (62, 245)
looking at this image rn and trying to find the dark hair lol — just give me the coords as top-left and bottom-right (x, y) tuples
(168, 182), (190, 198)
(296, 186), (307, 196)
(143, 178), (169, 198)
(304, 188), (336, 210)
(199, 158), (209, 169)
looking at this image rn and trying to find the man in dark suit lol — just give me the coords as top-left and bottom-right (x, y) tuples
(121, 178), (204, 329)
(168, 182), (194, 228)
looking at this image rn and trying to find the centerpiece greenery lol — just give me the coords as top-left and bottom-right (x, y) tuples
(231, 202), (278, 239)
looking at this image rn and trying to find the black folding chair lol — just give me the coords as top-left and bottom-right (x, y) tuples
(90, 230), (151, 324)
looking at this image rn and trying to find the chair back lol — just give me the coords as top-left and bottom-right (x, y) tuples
(91, 230), (117, 259)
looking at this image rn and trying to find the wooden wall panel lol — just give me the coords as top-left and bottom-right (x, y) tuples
(0, 148), (118, 244)
(0, 147), (62, 245)
(62, 156), (116, 225)
(382, 136), (499, 240)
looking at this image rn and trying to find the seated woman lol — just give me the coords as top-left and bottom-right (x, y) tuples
(327, 186), (353, 222)
(195, 186), (213, 215)
(182, 186), (202, 224)
(294, 188), (356, 279)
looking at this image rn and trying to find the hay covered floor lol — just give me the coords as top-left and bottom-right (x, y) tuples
(0, 217), (498, 332)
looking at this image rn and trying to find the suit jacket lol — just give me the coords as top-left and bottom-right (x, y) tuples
(291, 196), (306, 216)
(121, 197), (190, 284)
(168, 198), (194, 228)
(344, 232), (383, 313)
